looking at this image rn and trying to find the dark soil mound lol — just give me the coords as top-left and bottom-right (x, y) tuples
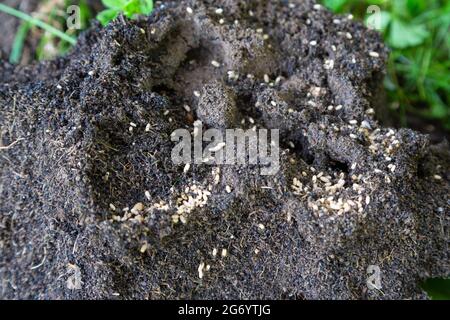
(0, 0), (448, 299)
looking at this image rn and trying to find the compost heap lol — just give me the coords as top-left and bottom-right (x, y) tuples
(0, 0), (448, 299)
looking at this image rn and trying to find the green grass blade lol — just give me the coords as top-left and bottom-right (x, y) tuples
(10, 21), (31, 64)
(0, 3), (76, 45)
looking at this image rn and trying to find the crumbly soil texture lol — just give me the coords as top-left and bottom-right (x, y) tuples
(0, 0), (448, 299)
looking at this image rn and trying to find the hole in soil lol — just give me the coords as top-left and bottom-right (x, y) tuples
(310, 152), (350, 175)
(151, 84), (177, 99)
(184, 45), (212, 65)
(328, 158), (349, 173)
(282, 130), (315, 165)
(145, 24), (228, 108)
(170, 39), (226, 101)
(235, 92), (259, 119)
(282, 139), (315, 165)
(416, 157), (427, 179)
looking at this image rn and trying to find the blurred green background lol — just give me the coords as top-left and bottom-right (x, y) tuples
(0, 0), (449, 301)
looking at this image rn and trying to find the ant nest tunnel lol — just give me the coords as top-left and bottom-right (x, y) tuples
(0, 0), (448, 299)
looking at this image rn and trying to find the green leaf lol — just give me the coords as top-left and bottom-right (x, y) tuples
(102, 0), (127, 9)
(123, 0), (153, 17)
(422, 278), (450, 300)
(383, 74), (397, 91)
(322, 0), (348, 12)
(139, 0), (153, 15)
(123, 0), (140, 17)
(391, 0), (409, 19)
(388, 19), (429, 49)
(406, 0), (427, 17)
(97, 0), (153, 24)
(96, 8), (120, 26)
(428, 91), (448, 119)
(365, 11), (391, 33)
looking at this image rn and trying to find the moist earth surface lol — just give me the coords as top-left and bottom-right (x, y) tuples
(0, 0), (448, 299)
